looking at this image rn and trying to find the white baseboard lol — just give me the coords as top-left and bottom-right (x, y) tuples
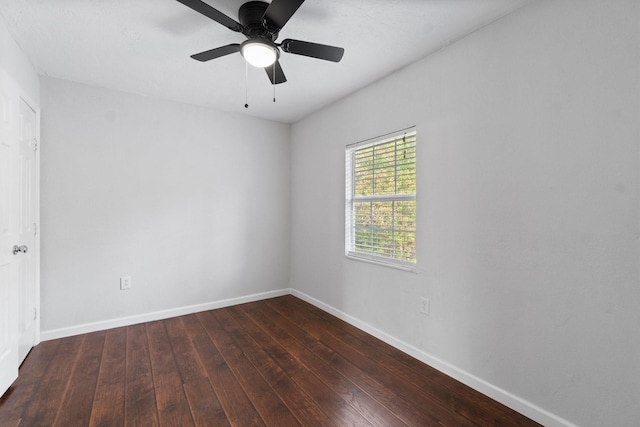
(290, 289), (577, 427)
(40, 288), (291, 342)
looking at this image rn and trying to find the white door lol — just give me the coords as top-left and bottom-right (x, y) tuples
(0, 67), (39, 396)
(17, 97), (37, 363)
(0, 67), (20, 396)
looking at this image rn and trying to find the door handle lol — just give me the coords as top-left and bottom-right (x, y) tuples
(12, 245), (28, 255)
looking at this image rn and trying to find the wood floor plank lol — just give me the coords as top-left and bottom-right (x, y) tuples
(282, 295), (536, 426)
(195, 311), (301, 427)
(216, 307), (373, 427)
(314, 338), (447, 426)
(54, 330), (106, 427)
(181, 313), (265, 426)
(0, 340), (61, 427)
(20, 335), (84, 426)
(1, 296), (542, 427)
(125, 323), (160, 426)
(146, 320), (195, 427)
(200, 310), (335, 427)
(183, 378), (231, 427)
(268, 298), (477, 427)
(330, 317), (522, 425)
(236, 303), (409, 427)
(164, 316), (207, 383)
(0, 413), (19, 427)
(259, 301), (446, 427)
(89, 327), (127, 427)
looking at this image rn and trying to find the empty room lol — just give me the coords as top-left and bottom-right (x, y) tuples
(0, 0), (638, 426)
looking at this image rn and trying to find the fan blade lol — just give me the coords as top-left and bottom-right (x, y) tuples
(263, 0), (305, 29)
(191, 44), (240, 62)
(176, 0), (243, 32)
(265, 61), (287, 84)
(280, 39), (344, 62)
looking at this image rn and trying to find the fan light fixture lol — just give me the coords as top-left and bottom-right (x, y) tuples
(241, 39), (278, 68)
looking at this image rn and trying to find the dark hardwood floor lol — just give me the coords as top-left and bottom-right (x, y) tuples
(0, 295), (540, 426)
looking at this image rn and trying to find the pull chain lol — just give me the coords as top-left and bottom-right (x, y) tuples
(244, 61), (249, 108)
(243, 61), (280, 107)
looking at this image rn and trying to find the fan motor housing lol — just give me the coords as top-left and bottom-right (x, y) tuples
(239, 1), (278, 41)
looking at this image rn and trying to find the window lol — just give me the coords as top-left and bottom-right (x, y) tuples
(345, 128), (416, 269)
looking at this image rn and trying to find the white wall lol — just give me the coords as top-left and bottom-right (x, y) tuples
(0, 17), (39, 104)
(40, 77), (290, 334)
(290, 1), (639, 426)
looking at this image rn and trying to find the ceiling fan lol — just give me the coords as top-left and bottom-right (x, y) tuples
(176, 0), (345, 85)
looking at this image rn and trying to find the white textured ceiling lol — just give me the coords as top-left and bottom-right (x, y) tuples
(0, 0), (532, 123)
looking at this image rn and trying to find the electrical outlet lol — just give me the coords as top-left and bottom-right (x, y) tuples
(120, 276), (131, 290)
(420, 297), (430, 315)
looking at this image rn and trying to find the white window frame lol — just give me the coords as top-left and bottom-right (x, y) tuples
(345, 127), (417, 271)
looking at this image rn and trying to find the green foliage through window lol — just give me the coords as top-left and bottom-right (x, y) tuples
(346, 130), (416, 265)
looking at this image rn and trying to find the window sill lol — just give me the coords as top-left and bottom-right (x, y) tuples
(345, 252), (417, 272)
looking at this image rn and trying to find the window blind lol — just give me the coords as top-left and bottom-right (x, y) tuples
(346, 128), (416, 267)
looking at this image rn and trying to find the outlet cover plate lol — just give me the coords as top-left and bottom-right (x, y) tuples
(420, 297), (430, 315)
(120, 276), (131, 290)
